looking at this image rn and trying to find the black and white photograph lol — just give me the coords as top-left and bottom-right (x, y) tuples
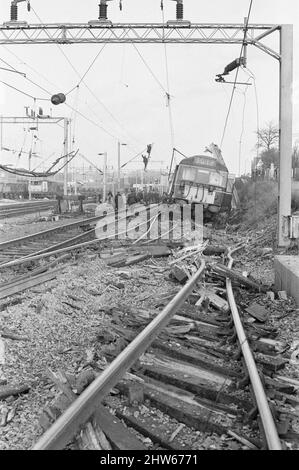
(0, 0), (298, 453)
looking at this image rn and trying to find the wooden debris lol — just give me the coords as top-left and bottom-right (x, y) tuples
(169, 423), (185, 442)
(115, 409), (187, 450)
(93, 405), (146, 450)
(0, 406), (8, 426)
(0, 331), (29, 341)
(212, 264), (267, 292)
(92, 422), (112, 450)
(80, 422), (102, 450)
(196, 288), (229, 312)
(75, 368), (96, 394)
(203, 246), (226, 256)
(6, 405), (17, 424)
(46, 368), (76, 401)
(128, 383), (144, 405)
(245, 302), (268, 323)
(0, 338), (5, 365)
(267, 291), (275, 301)
(227, 430), (259, 450)
(170, 266), (189, 284)
(278, 291), (288, 300)
(0, 268), (63, 300)
(0, 384), (30, 400)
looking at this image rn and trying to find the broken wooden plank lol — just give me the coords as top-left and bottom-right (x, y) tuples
(212, 265), (268, 292)
(170, 266), (189, 284)
(115, 409), (187, 450)
(0, 330), (29, 341)
(227, 430), (259, 450)
(0, 384), (30, 400)
(196, 288), (229, 312)
(93, 405), (146, 450)
(203, 246), (226, 256)
(136, 380), (234, 435)
(92, 421), (112, 450)
(0, 268), (62, 300)
(79, 422), (102, 450)
(245, 302), (268, 323)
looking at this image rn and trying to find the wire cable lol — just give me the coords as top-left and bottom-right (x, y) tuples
(220, 0), (254, 148)
(0, 79), (48, 101)
(132, 44), (167, 94)
(31, 5), (143, 151)
(237, 80), (251, 176)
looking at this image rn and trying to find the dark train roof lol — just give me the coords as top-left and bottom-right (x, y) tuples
(179, 155), (228, 172)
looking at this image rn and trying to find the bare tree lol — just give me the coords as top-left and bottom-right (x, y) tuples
(256, 121), (279, 151)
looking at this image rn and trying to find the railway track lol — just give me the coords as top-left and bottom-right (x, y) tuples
(31, 245), (298, 451)
(0, 204), (161, 297)
(0, 200), (58, 219)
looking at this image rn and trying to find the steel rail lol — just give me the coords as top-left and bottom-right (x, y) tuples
(226, 247), (282, 450)
(32, 260), (205, 450)
(0, 204), (161, 269)
(0, 203), (154, 250)
(0, 202), (57, 218)
(0, 200), (57, 210)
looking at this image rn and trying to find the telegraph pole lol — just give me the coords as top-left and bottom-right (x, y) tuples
(278, 25), (293, 247)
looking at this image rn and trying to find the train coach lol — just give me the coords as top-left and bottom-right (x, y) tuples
(168, 144), (238, 217)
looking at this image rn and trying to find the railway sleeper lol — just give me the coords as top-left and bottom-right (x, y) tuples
(116, 378), (237, 437)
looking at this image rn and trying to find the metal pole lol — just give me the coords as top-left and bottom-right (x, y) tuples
(103, 152), (107, 201)
(278, 25), (293, 247)
(63, 118), (69, 197)
(141, 168), (144, 189)
(117, 141), (121, 191)
(28, 150), (32, 201)
(0, 116), (3, 153)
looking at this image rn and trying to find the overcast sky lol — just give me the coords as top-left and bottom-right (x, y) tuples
(0, 0), (298, 176)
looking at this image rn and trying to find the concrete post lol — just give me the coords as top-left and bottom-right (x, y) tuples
(117, 141), (121, 191)
(278, 25), (293, 247)
(63, 118), (69, 197)
(103, 152), (107, 201)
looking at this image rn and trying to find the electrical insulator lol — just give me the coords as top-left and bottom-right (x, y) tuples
(176, 1), (183, 20)
(99, 3), (107, 19)
(10, 4), (18, 21)
(51, 93), (66, 106)
(98, 1), (112, 20)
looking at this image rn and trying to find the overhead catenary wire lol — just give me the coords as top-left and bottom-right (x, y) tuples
(236, 79), (251, 176)
(121, 148), (148, 168)
(30, 5), (143, 152)
(220, 0), (254, 148)
(0, 149), (79, 178)
(0, 79), (49, 101)
(132, 44), (167, 95)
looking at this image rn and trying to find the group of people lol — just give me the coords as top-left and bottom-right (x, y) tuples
(98, 188), (169, 209)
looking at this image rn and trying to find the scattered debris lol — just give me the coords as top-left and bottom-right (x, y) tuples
(245, 302), (269, 323)
(278, 291), (288, 301)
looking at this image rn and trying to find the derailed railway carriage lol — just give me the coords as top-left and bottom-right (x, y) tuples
(168, 144), (236, 217)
